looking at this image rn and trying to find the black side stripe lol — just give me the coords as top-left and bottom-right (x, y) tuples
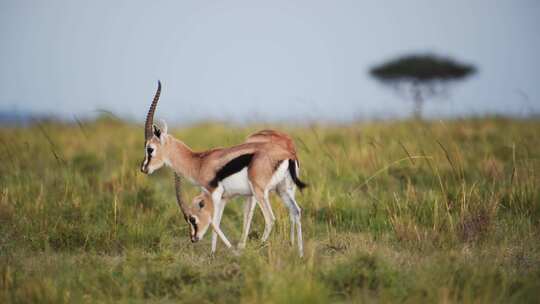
(209, 153), (254, 187)
(288, 159), (307, 190)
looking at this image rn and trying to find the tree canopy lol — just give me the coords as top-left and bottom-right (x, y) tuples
(370, 54), (476, 83)
(369, 54), (476, 118)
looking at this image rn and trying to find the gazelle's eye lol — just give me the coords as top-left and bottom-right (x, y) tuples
(147, 147), (154, 155)
(198, 201), (205, 209)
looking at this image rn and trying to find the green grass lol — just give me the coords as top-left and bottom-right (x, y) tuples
(1, 117), (539, 303)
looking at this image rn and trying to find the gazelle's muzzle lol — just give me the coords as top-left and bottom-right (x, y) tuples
(188, 216), (199, 242)
(140, 158), (150, 174)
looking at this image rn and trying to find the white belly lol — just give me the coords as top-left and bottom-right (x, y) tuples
(218, 161), (290, 198)
(220, 167), (252, 197)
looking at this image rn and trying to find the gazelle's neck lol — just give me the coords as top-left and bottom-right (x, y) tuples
(163, 135), (201, 182)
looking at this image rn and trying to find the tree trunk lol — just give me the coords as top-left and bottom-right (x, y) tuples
(412, 84), (424, 119)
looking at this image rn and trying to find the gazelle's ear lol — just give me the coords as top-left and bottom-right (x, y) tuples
(152, 124), (161, 138)
(159, 119), (168, 136)
(157, 120), (168, 144)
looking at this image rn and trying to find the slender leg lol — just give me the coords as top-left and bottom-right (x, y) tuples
(256, 198), (274, 243)
(239, 196), (257, 249)
(295, 207), (303, 257)
(279, 189), (296, 246)
(290, 212), (296, 246)
(210, 221), (232, 249)
(250, 183), (275, 244)
(288, 192), (303, 258)
(260, 190), (276, 243)
(280, 182), (303, 257)
(211, 197), (226, 254)
(264, 191), (276, 221)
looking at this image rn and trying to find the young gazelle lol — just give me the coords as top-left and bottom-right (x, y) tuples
(184, 130), (307, 255)
(140, 82), (307, 256)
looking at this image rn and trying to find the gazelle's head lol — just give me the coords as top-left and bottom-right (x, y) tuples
(186, 193), (213, 243)
(140, 81), (169, 174)
(173, 175), (214, 243)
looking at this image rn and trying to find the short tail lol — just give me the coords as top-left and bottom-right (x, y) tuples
(288, 159), (308, 190)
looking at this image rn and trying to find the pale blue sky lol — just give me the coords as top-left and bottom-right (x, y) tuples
(1, 0), (539, 123)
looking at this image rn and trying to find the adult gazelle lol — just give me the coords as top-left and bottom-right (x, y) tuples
(141, 82), (307, 256)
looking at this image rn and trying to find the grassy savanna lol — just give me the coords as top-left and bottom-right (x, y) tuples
(1, 117), (539, 303)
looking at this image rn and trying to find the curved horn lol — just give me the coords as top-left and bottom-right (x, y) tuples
(144, 80), (162, 140)
(174, 173), (189, 217)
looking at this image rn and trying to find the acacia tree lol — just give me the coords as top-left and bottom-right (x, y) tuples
(370, 54), (476, 118)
